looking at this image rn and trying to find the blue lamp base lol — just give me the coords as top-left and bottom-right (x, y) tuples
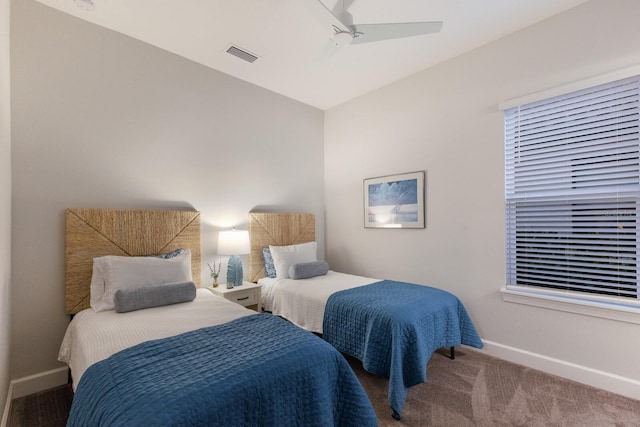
(226, 255), (243, 287)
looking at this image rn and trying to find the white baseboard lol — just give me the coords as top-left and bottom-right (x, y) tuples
(9, 367), (68, 400)
(1, 367), (68, 427)
(1, 382), (13, 427)
(478, 340), (640, 401)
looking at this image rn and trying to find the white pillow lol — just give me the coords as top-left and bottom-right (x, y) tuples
(269, 242), (317, 279)
(89, 257), (110, 311)
(90, 249), (192, 312)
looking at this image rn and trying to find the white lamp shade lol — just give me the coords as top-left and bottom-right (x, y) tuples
(217, 229), (250, 255)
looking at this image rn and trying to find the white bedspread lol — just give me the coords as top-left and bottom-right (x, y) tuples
(258, 271), (377, 333)
(58, 288), (253, 390)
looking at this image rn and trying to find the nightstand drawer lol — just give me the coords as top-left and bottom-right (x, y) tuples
(206, 282), (262, 312)
(226, 288), (257, 306)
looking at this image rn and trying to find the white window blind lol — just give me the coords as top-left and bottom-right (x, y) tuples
(505, 75), (640, 299)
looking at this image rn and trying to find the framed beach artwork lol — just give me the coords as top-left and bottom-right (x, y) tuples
(364, 171), (425, 229)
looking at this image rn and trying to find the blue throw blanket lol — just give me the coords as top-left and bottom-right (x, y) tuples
(323, 280), (483, 419)
(68, 314), (378, 427)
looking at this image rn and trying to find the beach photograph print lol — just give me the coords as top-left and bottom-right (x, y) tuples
(364, 171), (425, 228)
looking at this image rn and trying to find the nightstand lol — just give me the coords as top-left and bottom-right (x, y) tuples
(207, 281), (262, 312)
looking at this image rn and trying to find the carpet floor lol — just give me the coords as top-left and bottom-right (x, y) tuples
(8, 347), (640, 426)
(348, 348), (640, 426)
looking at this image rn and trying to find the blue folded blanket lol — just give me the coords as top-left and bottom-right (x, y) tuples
(68, 314), (378, 426)
(323, 280), (483, 419)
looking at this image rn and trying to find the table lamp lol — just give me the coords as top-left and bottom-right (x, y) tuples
(218, 228), (250, 287)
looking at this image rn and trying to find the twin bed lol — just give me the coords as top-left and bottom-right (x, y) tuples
(59, 208), (482, 424)
(59, 209), (377, 426)
(248, 212), (483, 419)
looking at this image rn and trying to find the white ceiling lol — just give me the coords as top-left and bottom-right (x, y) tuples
(35, 0), (588, 110)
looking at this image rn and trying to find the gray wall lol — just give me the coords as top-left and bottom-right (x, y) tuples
(1, 0), (12, 415)
(10, 0), (323, 382)
(325, 0), (640, 398)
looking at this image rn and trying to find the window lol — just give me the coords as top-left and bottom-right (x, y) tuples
(504, 74), (640, 311)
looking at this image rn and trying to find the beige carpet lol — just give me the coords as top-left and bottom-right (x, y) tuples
(347, 348), (640, 427)
(9, 347), (640, 426)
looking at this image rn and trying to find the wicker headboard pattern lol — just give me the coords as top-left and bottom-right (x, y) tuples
(248, 212), (315, 283)
(65, 208), (201, 314)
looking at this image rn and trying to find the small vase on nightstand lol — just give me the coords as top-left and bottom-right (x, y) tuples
(208, 261), (221, 288)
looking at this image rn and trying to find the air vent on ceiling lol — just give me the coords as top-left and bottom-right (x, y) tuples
(225, 45), (259, 64)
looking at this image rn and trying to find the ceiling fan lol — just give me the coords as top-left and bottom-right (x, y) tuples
(305, 0), (443, 47)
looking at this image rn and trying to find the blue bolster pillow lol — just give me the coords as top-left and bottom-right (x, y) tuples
(114, 281), (196, 313)
(288, 261), (329, 280)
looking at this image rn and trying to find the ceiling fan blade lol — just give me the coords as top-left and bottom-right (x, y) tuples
(303, 0), (351, 34)
(350, 21), (443, 44)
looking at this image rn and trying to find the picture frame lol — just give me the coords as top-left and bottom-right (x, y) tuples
(364, 171), (425, 229)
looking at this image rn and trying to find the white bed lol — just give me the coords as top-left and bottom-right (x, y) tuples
(61, 209), (378, 426)
(259, 271), (376, 333)
(248, 212), (484, 420)
(248, 212), (378, 333)
(59, 288), (252, 390)
(60, 209), (255, 390)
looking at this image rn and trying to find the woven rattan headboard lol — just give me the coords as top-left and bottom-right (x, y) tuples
(248, 212), (315, 282)
(65, 208), (201, 314)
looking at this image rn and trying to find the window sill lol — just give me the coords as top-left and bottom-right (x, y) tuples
(501, 286), (640, 325)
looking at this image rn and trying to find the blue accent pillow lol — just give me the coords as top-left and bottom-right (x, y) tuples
(155, 248), (184, 259)
(263, 247), (277, 278)
(288, 261), (329, 280)
(114, 281), (196, 313)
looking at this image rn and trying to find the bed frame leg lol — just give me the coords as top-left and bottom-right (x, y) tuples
(450, 346), (455, 360)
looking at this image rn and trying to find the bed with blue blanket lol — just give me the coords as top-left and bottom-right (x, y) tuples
(66, 311), (377, 426)
(250, 212), (484, 420)
(324, 280), (483, 419)
(259, 273), (483, 419)
(60, 209), (378, 426)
